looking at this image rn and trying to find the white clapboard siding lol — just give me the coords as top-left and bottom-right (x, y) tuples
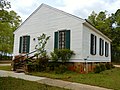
(82, 24), (111, 62)
(13, 4), (84, 61)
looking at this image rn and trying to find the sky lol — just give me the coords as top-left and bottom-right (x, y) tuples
(10, 0), (120, 22)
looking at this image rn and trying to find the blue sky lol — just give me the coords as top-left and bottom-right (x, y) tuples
(10, 0), (120, 22)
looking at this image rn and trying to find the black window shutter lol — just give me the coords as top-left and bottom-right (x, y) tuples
(107, 43), (109, 56)
(105, 42), (107, 57)
(102, 40), (104, 55)
(65, 30), (70, 49)
(26, 36), (30, 53)
(99, 38), (101, 55)
(54, 32), (58, 49)
(95, 36), (97, 54)
(19, 37), (22, 53)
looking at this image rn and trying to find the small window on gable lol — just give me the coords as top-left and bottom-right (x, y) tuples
(90, 34), (97, 55)
(19, 36), (30, 53)
(105, 42), (109, 57)
(99, 38), (104, 56)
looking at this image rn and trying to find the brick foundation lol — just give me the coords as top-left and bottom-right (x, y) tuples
(67, 62), (97, 73)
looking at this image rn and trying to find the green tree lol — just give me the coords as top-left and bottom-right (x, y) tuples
(0, 0), (10, 9)
(110, 9), (120, 61)
(0, 22), (13, 53)
(88, 11), (113, 37)
(0, 0), (21, 59)
(9, 10), (22, 31)
(88, 11), (97, 26)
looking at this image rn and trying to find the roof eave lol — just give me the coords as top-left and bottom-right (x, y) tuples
(83, 21), (112, 42)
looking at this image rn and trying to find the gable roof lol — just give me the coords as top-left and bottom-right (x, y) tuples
(14, 3), (111, 42)
(14, 3), (85, 34)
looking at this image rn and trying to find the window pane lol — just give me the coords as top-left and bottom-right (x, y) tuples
(20, 36), (30, 53)
(22, 36), (27, 53)
(59, 31), (65, 49)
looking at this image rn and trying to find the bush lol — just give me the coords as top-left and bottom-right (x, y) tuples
(54, 64), (67, 74)
(105, 63), (111, 70)
(24, 59), (36, 72)
(48, 62), (59, 71)
(26, 55), (49, 72)
(110, 63), (115, 68)
(50, 52), (58, 62)
(93, 63), (115, 73)
(100, 63), (106, 71)
(47, 62), (68, 74)
(50, 49), (75, 63)
(27, 64), (36, 72)
(49, 49), (75, 73)
(36, 56), (49, 72)
(94, 65), (101, 73)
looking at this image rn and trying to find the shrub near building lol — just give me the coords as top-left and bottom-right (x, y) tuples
(94, 63), (115, 73)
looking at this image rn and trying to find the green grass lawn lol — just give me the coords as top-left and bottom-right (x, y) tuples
(0, 66), (11, 71)
(0, 77), (68, 90)
(29, 68), (120, 90)
(0, 66), (120, 89)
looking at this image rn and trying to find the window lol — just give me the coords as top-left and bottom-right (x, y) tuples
(105, 42), (109, 57)
(54, 30), (70, 49)
(19, 36), (30, 53)
(59, 31), (66, 49)
(99, 38), (104, 56)
(90, 34), (97, 55)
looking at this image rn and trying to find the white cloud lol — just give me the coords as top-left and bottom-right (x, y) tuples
(58, 0), (120, 19)
(10, 0), (120, 22)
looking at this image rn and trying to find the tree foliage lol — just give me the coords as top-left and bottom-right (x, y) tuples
(0, 22), (13, 53)
(0, 0), (10, 9)
(88, 10), (120, 62)
(0, 0), (21, 57)
(88, 11), (113, 37)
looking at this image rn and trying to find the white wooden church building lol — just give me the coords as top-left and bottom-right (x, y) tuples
(13, 4), (111, 63)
